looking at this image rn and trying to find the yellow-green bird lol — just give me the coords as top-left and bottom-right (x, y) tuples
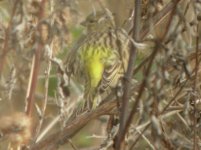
(65, 11), (131, 109)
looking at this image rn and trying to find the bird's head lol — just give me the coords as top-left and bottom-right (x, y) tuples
(81, 10), (115, 33)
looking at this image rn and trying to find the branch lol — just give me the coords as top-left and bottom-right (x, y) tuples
(124, 0), (180, 144)
(116, 0), (181, 149)
(193, 17), (200, 150)
(25, 0), (47, 116)
(30, 97), (117, 150)
(116, 0), (142, 149)
(0, 0), (19, 73)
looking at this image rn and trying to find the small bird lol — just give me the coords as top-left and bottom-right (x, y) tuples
(65, 10), (132, 109)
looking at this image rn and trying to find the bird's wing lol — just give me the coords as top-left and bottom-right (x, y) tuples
(98, 60), (123, 93)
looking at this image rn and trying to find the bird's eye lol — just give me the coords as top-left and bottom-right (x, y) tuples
(89, 19), (95, 23)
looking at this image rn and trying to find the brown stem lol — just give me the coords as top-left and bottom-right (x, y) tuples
(0, 0), (19, 74)
(30, 98), (117, 150)
(25, 0), (47, 116)
(117, 0), (180, 149)
(193, 16), (200, 150)
(116, 0), (142, 149)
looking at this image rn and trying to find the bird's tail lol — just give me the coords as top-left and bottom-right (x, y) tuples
(84, 87), (101, 110)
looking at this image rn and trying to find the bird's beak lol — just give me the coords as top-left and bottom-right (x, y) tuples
(80, 20), (87, 26)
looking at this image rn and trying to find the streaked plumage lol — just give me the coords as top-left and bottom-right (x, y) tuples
(65, 11), (131, 109)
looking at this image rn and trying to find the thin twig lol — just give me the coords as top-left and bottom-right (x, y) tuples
(139, 0), (181, 39)
(129, 109), (184, 149)
(193, 16), (200, 150)
(116, 0), (141, 149)
(135, 127), (156, 150)
(160, 79), (188, 115)
(68, 139), (78, 150)
(35, 116), (60, 143)
(128, 0), (182, 38)
(129, 123), (151, 150)
(30, 95), (117, 150)
(34, 45), (53, 141)
(122, 0), (180, 148)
